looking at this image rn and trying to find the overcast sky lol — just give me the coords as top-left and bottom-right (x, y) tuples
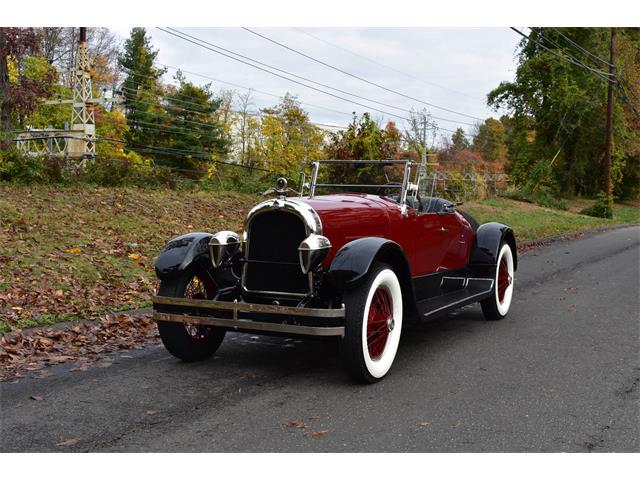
(111, 27), (520, 140)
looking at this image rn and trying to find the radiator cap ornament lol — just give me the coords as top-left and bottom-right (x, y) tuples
(276, 177), (288, 198)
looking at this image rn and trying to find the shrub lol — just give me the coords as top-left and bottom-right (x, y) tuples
(0, 148), (47, 183)
(503, 186), (568, 210)
(579, 191), (613, 219)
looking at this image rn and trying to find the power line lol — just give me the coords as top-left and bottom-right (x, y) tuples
(120, 85), (351, 130)
(530, 27), (614, 78)
(241, 27), (484, 121)
(510, 27), (614, 82)
(126, 64), (478, 128)
(156, 27), (415, 123)
(97, 136), (275, 173)
(156, 63), (355, 118)
(291, 28), (480, 102)
(158, 28), (479, 130)
(549, 27), (614, 68)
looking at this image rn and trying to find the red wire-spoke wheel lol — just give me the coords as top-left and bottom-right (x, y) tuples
(157, 268), (226, 362)
(497, 256), (512, 303)
(367, 286), (393, 360)
(481, 242), (515, 320)
(182, 275), (214, 342)
(342, 263), (403, 384)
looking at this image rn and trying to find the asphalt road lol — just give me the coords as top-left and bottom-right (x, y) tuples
(1, 226), (639, 452)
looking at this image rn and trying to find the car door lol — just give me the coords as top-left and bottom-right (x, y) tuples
(412, 210), (445, 275)
(438, 210), (471, 271)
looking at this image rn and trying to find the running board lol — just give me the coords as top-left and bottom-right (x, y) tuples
(417, 278), (494, 319)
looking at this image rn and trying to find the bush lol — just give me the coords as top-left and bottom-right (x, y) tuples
(79, 152), (181, 189)
(0, 148), (47, 183)
(579, 191), (613, 219)
(211, 165), (280, 194)
(503, 186), (568, 210)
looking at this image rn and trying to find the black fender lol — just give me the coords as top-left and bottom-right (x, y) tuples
(326, 237), (418, 318)
(468, 222), (517, 276)
(155, 232), (215, 281)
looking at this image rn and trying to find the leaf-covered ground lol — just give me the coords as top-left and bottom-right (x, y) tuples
(0, 185), (256, 332)
(0, 185), (637, 333)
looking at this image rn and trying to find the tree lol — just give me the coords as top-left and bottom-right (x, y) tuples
(159, 72), (229, 173)
(451, 127), (471, 150)
(488, 27), (639, 197)
(255, 93), (326, 175)
(472, 118), (507, 162)
(325, 112), (402, 160)
(1, 28), (55, 135)
(235, 89), (259, 169)
(402, 108), (437, 160)
(118, 27), (166, 149)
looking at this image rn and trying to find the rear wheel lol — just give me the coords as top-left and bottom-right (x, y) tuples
(157, 268), (226, 361)
(341, 263), (403, 383)
(480, 242), (515, 320)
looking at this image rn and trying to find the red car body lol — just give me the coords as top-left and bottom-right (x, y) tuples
(152, 160), (517, 383)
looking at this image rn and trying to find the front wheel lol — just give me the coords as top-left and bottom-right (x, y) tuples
(480, 242), (515, 320)
(341, 263), (403, 383)
(157, 268), (226, 361)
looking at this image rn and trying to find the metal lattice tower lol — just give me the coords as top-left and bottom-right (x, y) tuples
(14, 27), (100, 161)
(68, 27), (96, 158)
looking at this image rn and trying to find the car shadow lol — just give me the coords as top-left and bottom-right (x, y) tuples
(177, 304), (493, 385)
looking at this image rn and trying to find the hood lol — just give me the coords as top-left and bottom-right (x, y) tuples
(298, 194), (393, 244)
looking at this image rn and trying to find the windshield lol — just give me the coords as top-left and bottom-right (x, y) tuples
(308, 160), (413, 200)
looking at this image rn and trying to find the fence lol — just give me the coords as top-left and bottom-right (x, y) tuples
(420, 171), (510, 201)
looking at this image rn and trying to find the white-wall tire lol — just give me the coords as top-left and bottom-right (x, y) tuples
(342, 263), (403, 383)
(480, 242), (515, 320)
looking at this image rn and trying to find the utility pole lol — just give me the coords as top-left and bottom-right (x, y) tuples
(603, 27), (617, 211)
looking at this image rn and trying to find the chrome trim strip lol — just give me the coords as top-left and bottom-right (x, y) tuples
(152, 296), (345, 318)
(243, 197), (323, 235)
(153, 311), (345, 337)
(309, 161), (319, 198)
(422, 289), (493, 318)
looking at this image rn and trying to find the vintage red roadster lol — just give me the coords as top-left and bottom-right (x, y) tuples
(152, 159), (517, 383)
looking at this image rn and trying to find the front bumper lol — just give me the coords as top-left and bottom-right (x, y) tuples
(152, 296), (345, 337)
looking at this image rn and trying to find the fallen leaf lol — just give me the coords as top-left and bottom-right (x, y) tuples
(281, 420), (306, 429)
(451, 420), (462, 428)
(30, 395), (44, 401)
(56, 436), (80, 447)
(65, 247), (82, 254)
(128, 253), (141, 260)
(146, 410), (158, 416)
(304, 429), (329, 437)
(418, 421), (431, 428)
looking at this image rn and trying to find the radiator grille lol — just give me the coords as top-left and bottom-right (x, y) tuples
(244, 210), (309, 295)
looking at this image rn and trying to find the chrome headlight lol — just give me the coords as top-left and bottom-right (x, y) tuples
(209, 231), (240, 268)
(298, 234), (331, 274)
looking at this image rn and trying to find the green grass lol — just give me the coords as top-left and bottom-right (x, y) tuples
(464, 197), (639, 242)
(0, 184), (638, 331)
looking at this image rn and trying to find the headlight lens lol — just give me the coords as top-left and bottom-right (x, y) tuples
(209, 231), (240, 268)
(298, 234), (331, 274)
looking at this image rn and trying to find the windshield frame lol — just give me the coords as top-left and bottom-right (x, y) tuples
(306, 160), (415, 210)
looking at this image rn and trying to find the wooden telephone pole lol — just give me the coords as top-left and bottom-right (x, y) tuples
(603, 27), (617, 207)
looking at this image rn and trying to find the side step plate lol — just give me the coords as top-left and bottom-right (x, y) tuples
(417, 278), (494, 319)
